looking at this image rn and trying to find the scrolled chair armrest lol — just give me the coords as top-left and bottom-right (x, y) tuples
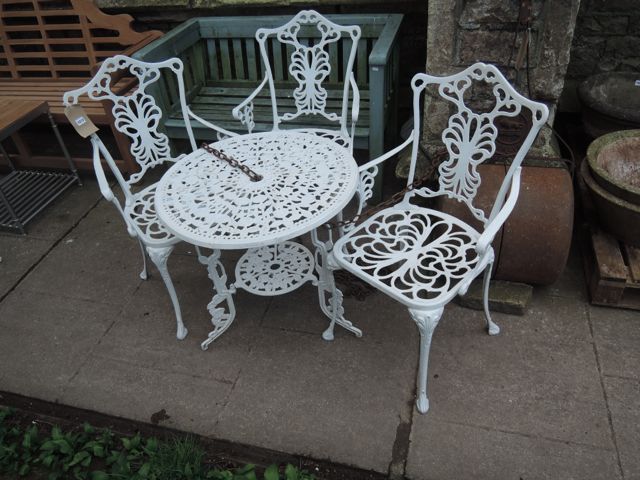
(232, 75), (269, 134)
(188, 109), (237, 140)
(349, 135), (414, 223)
(475, 167), (522, 256)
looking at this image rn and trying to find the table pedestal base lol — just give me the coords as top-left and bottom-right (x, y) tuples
(198, 233), (362, 350)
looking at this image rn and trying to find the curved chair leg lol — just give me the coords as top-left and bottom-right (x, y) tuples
(137, 239), (148, 280)
(409, 307), (443, 414)
(482, 260), (500, 336)
(146, 245), (187, 340)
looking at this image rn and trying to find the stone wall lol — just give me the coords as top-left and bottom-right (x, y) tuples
(561, 0), (640, 111)
(397, 0), (581, 177)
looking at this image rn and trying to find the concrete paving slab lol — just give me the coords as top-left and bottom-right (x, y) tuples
(536, 242), (588, 301)
(24, 178), (101, 241)
(604, 376), (640, 480)
(18, 201), (145, 305)
(590, 305), (640, 380)
(93, 252), (270, 383)
(424, 300), (610, 448)
(59, 355), (233, 435)
(214, 326), (417, 473)
(0, 289), (118, 400)
(0, 234), (51, 299)
(405, 419), (620, 480)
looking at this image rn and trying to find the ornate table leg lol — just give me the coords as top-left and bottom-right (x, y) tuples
(311, 228), (362, 341)
(197, 248), (237, 350)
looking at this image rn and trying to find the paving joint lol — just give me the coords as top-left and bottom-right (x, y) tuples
(586, 307), (625, 479)
(0, 191), (104, 305)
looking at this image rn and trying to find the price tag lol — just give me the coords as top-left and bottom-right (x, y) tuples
(635, 80), (640, 87)
(64, 105), (98, 138)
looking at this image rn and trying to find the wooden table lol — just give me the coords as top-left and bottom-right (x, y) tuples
(0, 98), (80, 234)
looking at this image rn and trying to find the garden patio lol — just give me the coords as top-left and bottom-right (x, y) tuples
(0, 177), (638, 479)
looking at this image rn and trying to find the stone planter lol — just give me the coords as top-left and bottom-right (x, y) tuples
(586, 130), (640, 206)
(581, 157), (640, 247)
(579, 72), (640, 138)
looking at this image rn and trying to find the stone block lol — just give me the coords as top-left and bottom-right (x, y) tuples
(589, 0), (639, 12)
(459, 0), (544, 28)
(457, 30), (517, 66)
(457, 279), (533, 315)
(578, 14), (629, 35)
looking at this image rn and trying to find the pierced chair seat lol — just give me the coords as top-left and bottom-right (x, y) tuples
(126, 184), (177, 247)
(332, 206), (489, 309)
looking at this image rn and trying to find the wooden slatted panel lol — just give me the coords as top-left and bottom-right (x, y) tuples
(219, 39), (232, 80)
(0, 0), (161, 79)
(245, 38), (257, 80)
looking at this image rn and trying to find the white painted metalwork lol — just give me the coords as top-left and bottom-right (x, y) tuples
(232, 10), (361, 150)
(62, 55), (221, 341)
(331, 63), (549, 414)
(154, 131), (362, 349)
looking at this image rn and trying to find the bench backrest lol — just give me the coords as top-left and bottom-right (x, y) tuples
(0, 0), (161, 80)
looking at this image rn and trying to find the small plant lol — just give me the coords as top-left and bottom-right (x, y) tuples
(0, 408), (316, 480)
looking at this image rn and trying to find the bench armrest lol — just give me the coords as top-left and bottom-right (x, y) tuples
(232, 75), (269, 134)
(369, 15), (403, 66)
(476, 167), (522, 256)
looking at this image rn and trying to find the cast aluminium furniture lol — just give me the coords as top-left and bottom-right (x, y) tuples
(331, 63), (549, 414)
(132, 11), (402, 200)
(0, 0), (162, 172)
(62, 55), (227, 340)
(155, 130), (363, 350)
(0, 98), (80, 233)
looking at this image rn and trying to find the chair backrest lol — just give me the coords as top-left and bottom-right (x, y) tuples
(405, 63), (549, 227)
(255, 10), (361, 135)
(63, 55), (197, 204)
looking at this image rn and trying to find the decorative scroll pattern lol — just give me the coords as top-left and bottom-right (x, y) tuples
(237, 103), (255, 134)
(155, 132), (358, 249)
(234, 242), (316, 296)
(334, 207), (482, 305)
(410, 64), (525, 224)
(63, 55), (182, 185)
(126, 186), (175, 244)
(256, 10), (360, 124)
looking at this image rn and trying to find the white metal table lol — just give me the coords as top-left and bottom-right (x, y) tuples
(155, 130), (362, 349)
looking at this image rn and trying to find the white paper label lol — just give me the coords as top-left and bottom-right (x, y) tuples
(75, 117), (87, 126)
(635, 79), (640, 86)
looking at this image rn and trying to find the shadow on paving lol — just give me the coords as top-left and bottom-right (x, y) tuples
(0, 180), (637, 479)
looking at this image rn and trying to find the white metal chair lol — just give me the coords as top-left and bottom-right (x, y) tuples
(232, 10), (361, 152)
(331, 63), (549, 413)
(63, 55), (232, 340)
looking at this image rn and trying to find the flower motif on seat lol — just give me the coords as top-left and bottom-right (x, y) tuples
(113, 91), (174, 184)
(334, 207), (482, 304)
(127, 185), (175, 244)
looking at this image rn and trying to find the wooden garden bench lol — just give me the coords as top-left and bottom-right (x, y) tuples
(133, 14), (403, 200)
(0, 0), (162, 172)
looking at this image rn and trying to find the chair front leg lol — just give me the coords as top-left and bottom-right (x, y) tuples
(408, 307), (443, 414)
(137, 239), (148, 280)
(146, 245), (187, 340)
(482, 257), (500, 336)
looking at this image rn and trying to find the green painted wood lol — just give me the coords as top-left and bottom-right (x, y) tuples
(206, 39), (219, 79)
(245, 39), (258, 80)
(191, 40), (206, 85)
(271, 38), (284, 81)
(232, 39), (244, 79)
(219, 39), (232, 80)
(329, 42), (338, 83)
(357, 39), (367, 87)
(133, 19), (200, 63)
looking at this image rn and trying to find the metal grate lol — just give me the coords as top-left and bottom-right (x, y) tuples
(0, 169), (78, 233)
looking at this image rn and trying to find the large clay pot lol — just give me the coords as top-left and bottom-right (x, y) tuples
(586, 130), (640, 206)
(579, 72), (640, 138)
(439, 163), (574, 285)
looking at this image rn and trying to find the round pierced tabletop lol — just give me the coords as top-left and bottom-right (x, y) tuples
(155, 131), (359, 249)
